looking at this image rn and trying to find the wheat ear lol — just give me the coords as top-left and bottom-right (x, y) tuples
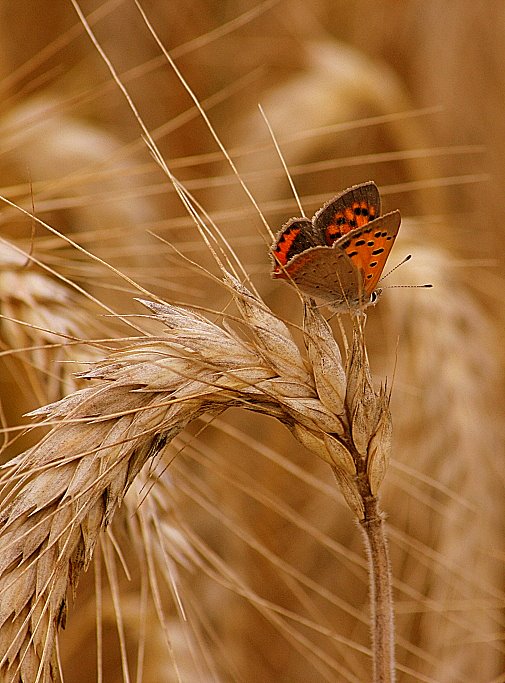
(0, 275), (394, 683)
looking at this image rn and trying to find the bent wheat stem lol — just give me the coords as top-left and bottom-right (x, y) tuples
(360, 496), (395, 683)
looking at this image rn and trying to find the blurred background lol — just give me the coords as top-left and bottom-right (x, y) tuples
(0, 1), (503, 681)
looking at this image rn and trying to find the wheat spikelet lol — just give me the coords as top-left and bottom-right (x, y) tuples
(0, 275), (393, 682)
(0, 239), (108, 408)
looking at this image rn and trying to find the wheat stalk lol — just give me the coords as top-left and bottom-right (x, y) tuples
(0, 273), (395, 683)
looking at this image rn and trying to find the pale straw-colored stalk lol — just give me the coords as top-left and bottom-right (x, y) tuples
(0, 273), (395, 682)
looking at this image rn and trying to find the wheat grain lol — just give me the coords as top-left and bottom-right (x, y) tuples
(0, 276), (394, 682)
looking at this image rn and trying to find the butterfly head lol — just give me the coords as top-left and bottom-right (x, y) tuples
(326, 284), (382, 313)
(369, 287), (382, 307)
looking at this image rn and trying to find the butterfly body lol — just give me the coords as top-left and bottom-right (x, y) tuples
(271, 182), (401, 311)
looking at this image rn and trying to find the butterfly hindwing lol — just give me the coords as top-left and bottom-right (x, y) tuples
(313, 181), (381, 246)
(271, 217), (324, 275)
(277, 245), (360, 305)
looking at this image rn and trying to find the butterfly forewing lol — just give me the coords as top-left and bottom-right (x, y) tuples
(335, 210), (401, 294)
(313, 181), (381, 246)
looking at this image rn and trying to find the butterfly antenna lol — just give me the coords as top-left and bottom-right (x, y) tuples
(380, 254), (432, 290)
(259, 104), (306, 218)
(383, 283), (433, 290)
(379, 254), (412, 282)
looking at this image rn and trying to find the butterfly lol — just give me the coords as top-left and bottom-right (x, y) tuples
(271, 181), (401, 311)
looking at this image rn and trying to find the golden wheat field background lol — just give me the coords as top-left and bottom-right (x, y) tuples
(0, 1), (503, 682)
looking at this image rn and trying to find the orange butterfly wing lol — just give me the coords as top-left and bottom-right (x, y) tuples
(314, 181), (381, 245)
(334, 210), (401, 295)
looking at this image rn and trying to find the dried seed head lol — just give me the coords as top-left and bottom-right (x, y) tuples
(303, 302), (347, 416)
(0, 283), (395, 676)
(331, 464), (365, 520)
(366, 389), (392, 495)
(227, 275), (311, 385)
(0, 239), (104, 400)
(280, 397), (346, 434)
(290, 423), (332, 464)
(346, 325), (382, 458)
(323, 434), (356, 476)
(345, 324), (375, 413)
